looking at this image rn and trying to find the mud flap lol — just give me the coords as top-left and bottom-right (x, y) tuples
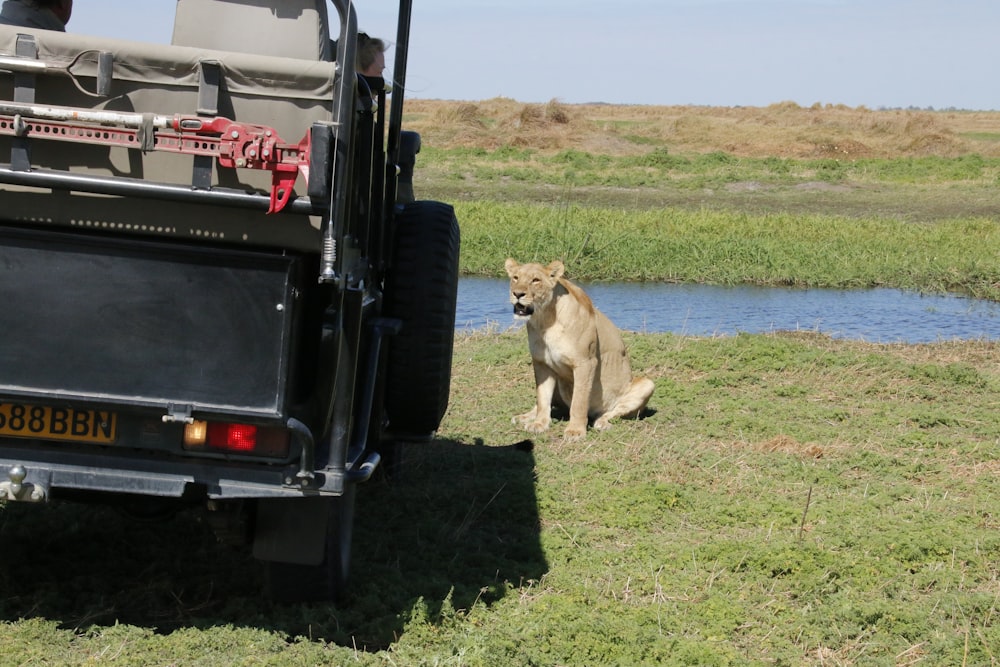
(258, 486), (358, 603)
(253, 496), (330, 565)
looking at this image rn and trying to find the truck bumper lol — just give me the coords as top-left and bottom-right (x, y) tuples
(0, 444), (349, 502)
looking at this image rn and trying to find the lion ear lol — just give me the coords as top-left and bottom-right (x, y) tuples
(547, 260), (565, 280)
(504, 258), (519, 276)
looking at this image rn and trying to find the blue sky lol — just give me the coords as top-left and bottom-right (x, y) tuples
(72, 1), (1000, 109)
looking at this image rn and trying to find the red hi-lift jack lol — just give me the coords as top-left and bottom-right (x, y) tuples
(0, 101), (309, 213)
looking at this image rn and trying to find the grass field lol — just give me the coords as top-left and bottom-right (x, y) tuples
(453, 202), (1000, 301)
(413, 98), (1000, 301)
(405, 98), (1000, 224)
(1, 100), (999, 666)
(1, 332), (998, 665)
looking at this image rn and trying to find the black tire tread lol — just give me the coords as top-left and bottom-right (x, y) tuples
(383, 200), (460, 437)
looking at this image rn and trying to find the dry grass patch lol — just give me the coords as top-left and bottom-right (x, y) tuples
(879, 339), (1000, 370)
(403, 98), (1000, 158)
(741, 434), (826, 459)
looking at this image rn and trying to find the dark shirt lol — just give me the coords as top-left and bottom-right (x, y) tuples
(0, 0), (66, 31)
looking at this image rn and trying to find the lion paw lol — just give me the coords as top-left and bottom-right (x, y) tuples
(593, 416), (612, 430)
(513, 411), (536, 426)
(523, 420), (551, 434)
(563, 425), (586, 440)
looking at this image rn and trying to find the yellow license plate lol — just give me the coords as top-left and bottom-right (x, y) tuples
(0, 402), (117, 444)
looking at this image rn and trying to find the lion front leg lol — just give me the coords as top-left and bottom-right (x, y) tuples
(564, 359), (597, 440)
(514, 362), (557, 433)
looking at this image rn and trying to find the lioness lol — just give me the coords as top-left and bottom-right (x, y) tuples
(505, 258), (655, 439)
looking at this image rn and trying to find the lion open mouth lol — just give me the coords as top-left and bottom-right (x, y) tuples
(513, 303), (534, 318)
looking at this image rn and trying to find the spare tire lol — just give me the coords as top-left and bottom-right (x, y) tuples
(383, 200), (460, 437)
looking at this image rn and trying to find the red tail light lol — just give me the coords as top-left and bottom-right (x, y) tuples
(183, 421), (290, 458)
(208, 423), (256, 451)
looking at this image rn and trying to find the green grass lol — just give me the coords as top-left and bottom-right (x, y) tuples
(418, 145), (1000, 190)
(2, 332), (999, 665)
(416, 146), (1000, 224)
(961, 132), (1000, 143)
(456, 201), (1000, 300)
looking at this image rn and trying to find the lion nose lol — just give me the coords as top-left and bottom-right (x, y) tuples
(512, 290), (525, 300)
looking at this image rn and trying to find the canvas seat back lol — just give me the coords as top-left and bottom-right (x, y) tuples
(172, 0), (332, 61)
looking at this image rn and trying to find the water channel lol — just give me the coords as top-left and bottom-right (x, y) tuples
(456, 277), (1000, 344)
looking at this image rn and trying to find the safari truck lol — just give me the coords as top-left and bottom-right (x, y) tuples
(0, 0), (459, 602)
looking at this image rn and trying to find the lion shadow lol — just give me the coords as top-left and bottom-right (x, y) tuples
(0, 437), (546, 651)
(547, 403), (658, 424)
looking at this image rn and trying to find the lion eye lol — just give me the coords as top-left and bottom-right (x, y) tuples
(531, 278), (540, 284)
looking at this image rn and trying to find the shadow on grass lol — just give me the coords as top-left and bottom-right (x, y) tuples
(0, 436), (546, 651)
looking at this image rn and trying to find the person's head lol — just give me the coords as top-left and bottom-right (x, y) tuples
(36, 0), (72, 25)
(356, 32), (386, 77)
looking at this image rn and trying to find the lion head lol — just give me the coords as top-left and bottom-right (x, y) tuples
(504, 258), (565, 319)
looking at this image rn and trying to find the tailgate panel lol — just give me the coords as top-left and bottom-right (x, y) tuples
(0, 226), (298, 419)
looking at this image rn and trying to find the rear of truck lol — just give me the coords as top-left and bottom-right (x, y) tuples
(0, 0), (459, 602)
